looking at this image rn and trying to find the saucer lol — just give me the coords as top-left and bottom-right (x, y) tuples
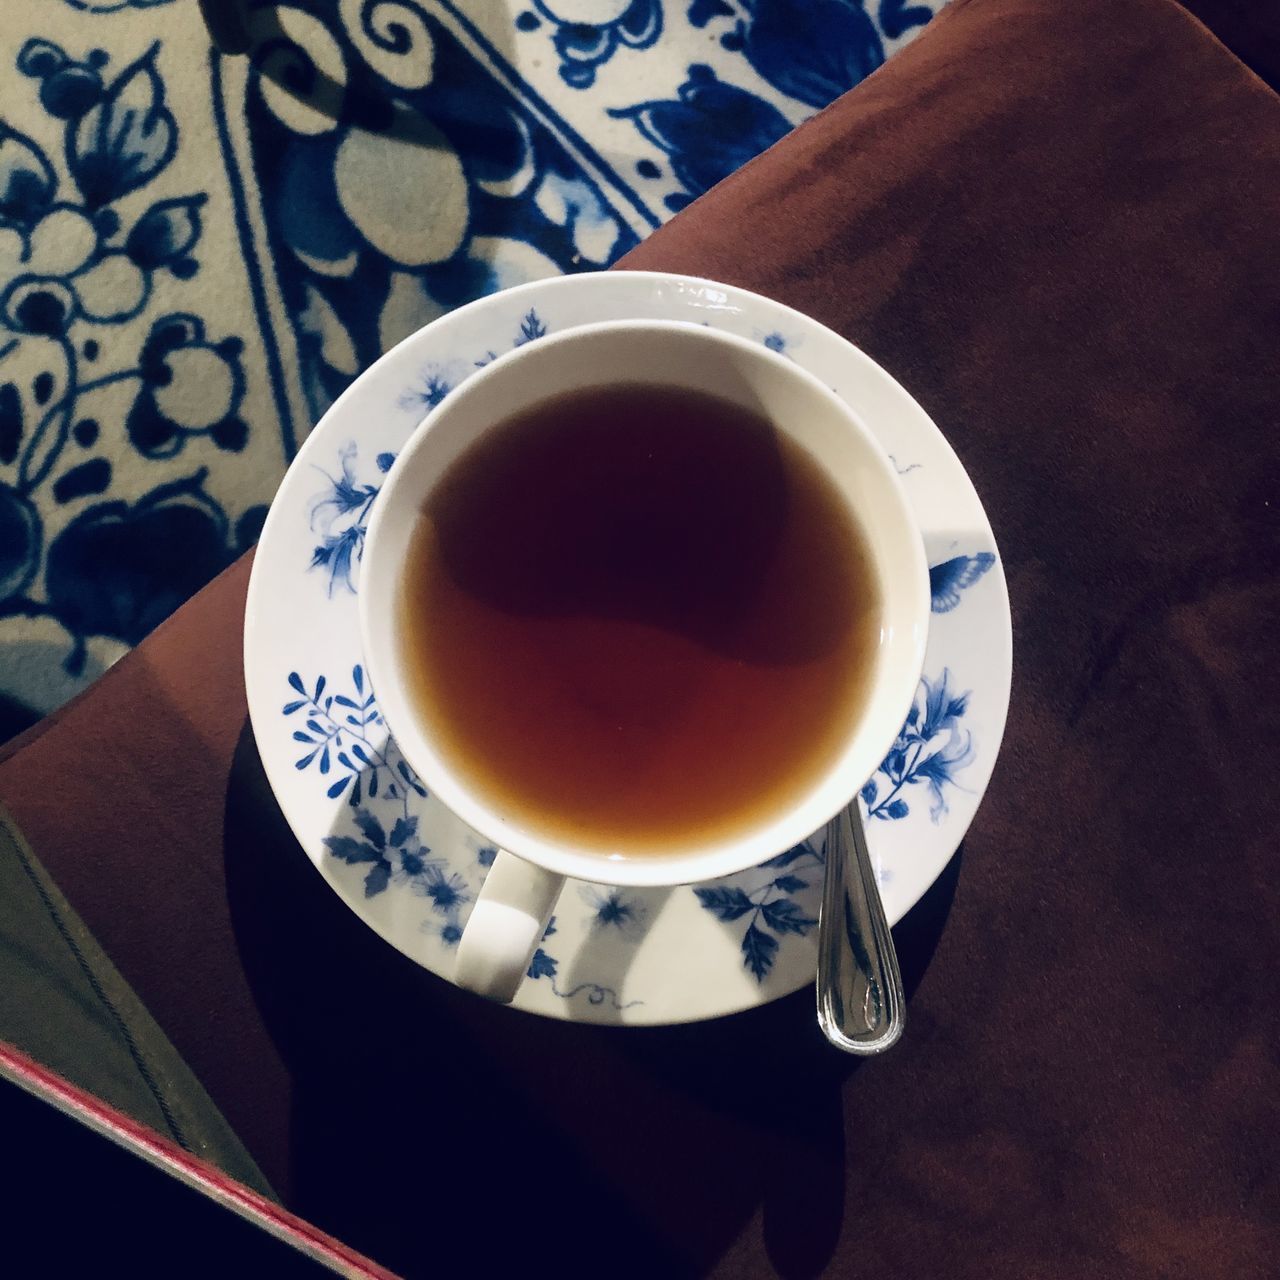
(244, 271), (1012, 1024)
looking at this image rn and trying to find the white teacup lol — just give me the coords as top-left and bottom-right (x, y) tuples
(360, 319), (929, 1003)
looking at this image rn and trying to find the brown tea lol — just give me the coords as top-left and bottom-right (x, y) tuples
(399, 382), (882, 856)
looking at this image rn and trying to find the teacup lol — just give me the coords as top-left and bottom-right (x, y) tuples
(360, 319), (929, 1002)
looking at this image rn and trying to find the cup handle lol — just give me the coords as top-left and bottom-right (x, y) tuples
(454, 852), (563, 1003)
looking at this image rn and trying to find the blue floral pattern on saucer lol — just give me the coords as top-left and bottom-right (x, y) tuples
(302, 306), (552, 595)
(245, 270), (1012, 1024)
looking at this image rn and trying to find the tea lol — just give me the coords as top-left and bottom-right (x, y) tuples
(399, 382), (882, 856)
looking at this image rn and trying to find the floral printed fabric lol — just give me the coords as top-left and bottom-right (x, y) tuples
(0, 0), (939, 731)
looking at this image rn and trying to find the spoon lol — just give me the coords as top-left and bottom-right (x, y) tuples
(816, 801), (905, 1054)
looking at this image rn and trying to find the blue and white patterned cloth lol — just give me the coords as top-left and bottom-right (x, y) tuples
(0, 0), (940, 730)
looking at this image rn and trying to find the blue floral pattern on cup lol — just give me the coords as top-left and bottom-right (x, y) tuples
(290, 312), (983, 984)
(245, 267), (1007, 1024)
(285, 662), (639, 1006)
(283, 658), (974, 986)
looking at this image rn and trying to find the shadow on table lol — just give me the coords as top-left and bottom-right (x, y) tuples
(224, 723), (960, 1279)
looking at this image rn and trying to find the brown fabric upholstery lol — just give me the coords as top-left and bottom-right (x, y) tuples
(2, 0), (1277, 1274)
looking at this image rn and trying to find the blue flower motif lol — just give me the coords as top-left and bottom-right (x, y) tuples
(514, 308), (547, 346)
(292, 664), (452, 904)
(308, 444), (380, 595)
(0, 124), (56, 226)
(18, 39), (108, 124)
(862, 668), (974, 823)
(436, 920), (464, 948)
(124, 195), (204, 274)
(69, 43), (176, 208)
(0, 206), (150, 336)
(473, 308), (552, 368)
(525, 0), (663, 89)
(421, 867), (470, 913)
(708, 0), (884, 111)
(323, 807), (398, 899)
(43, 468), (233, 652)
(285, 674), (645, 1004)
(0, 33), (259, 695)
(610, 65), (792, 210)
(401, 372), (452, 412)
(305, 305), (543, 594)
(284, 665), (425, 811)
(903, 669), (968, 744)
(388, 842), (443, 891)
(311, 444), (373, 526)
(125, 314), (248, 457)
(579, 886), (647, 937)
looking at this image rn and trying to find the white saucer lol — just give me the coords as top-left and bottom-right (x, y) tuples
(244, 271), (1012, 1024)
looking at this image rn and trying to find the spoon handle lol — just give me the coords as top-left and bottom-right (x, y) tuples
(816, 803), (905, 1054)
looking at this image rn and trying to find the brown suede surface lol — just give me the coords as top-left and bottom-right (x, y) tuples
(2, 0), (1277, 1275)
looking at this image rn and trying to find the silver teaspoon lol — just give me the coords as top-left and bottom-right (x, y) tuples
(816, 801), (905, 1054)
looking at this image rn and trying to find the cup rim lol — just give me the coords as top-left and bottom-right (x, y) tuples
(360, 318), (929, 888)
